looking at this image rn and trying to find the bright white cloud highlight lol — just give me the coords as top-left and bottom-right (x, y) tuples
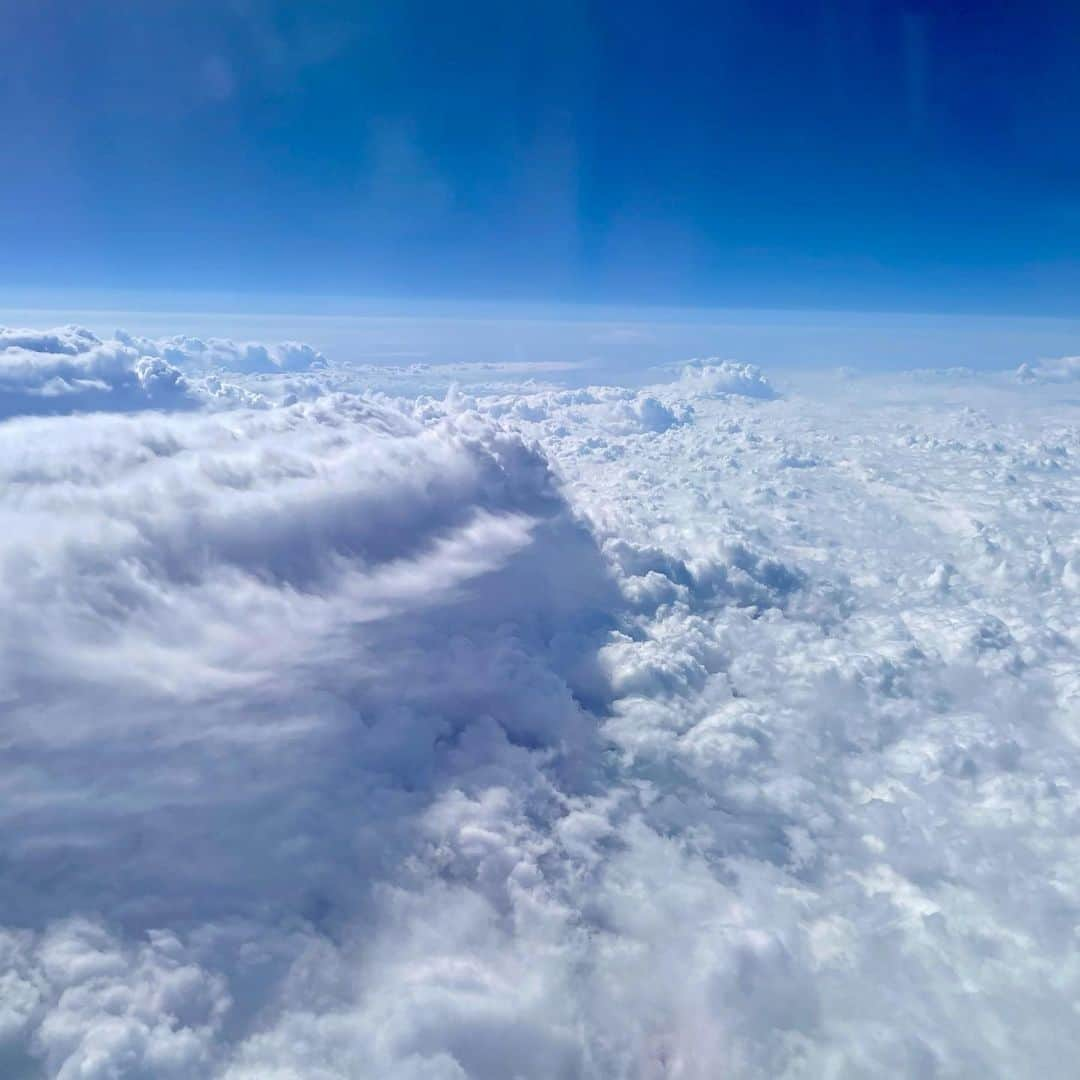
(0, 331), (1077, 1078)
(1016, 355), (1080, 383)
(0, 325), (327, 417)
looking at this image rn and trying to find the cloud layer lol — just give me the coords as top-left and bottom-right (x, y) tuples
(0, 333), (1077, 1077)
(0, 326), (326, 418)
(1016, 355), (1080, 383)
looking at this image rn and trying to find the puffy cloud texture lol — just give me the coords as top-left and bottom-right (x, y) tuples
(0, 326), (195, 416)
(0, 325), (326, 418)
(675, 359), (778, 399)
(113, 331), (326, 374)
(0, 331), (1077, 1078)
(1017, 355), (1080, 383)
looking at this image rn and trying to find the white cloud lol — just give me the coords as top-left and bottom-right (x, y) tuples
(0, 326), (327, 418)
(0, 327), (195, 417)
(114, 331), (326, 374)
(675, 359), (778, 400)
(1017, 355), (1080, 383)
(0, 377), (623, 1075)
(0, 334), (1078, 1077)
(475, 385), (692, 436)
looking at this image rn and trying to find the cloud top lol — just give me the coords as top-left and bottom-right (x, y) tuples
(0, 326), (327, 418)
(677, 359), (778, 399)
(0, 328), (1077, 1078)
(1017, 355), (1080, 383)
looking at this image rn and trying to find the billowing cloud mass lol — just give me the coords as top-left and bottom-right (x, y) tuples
(0, 326), (325, 418)
(1016, 355), (1080, 383)
(674, 358), (779, 400)
(0, 332), (1078, 1078)
(0, 326), (195, 417)
(112, 330), (326, 374)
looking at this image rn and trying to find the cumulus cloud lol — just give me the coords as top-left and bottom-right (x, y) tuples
(1016, 355), (1080, 383)
(0, 326), (327, 418)
(0, 376), (625, 1075)
(675, 359), (778, 399)
(0, 920), (229, 1080)
(0, 332), (1078, 1078)
(0, 326), (196, 417)
(114, 331), (326, 374)
(0, 397), (615, 924)
(476, 385), (692, 436)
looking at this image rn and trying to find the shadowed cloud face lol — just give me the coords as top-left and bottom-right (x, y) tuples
(0, 394), (618, 930)
(1, 326), (1079, 1078)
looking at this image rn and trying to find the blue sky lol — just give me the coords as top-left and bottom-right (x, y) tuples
(4, 0), (1080, 316)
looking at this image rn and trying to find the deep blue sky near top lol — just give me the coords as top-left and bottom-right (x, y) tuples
(4, 0), (1080, 316)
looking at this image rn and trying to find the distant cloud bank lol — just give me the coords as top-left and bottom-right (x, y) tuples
(0, 325), (327, 418)
(1017, 355), (1080, 383)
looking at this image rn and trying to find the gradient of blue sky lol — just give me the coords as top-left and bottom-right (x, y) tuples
(4, 0), (1080, 314)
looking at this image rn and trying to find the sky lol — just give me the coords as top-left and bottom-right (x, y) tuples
(5, 0), (1080, 316)
(4, 9), (1080, 1073)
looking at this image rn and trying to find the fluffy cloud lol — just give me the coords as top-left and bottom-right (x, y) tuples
(0, 327), (195, 417)
(0, 921), (229, 1080)
(0, 380), (624, 1075)
(674, 359), (778, 399)
(476, 385), (691, 435)
(0, 396), (615, 924)
(1016, 355), (1080, 383)
(0, 331), (1077, 1078)
(0, 326), (326, 418)
(113, 331), (326, 374)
